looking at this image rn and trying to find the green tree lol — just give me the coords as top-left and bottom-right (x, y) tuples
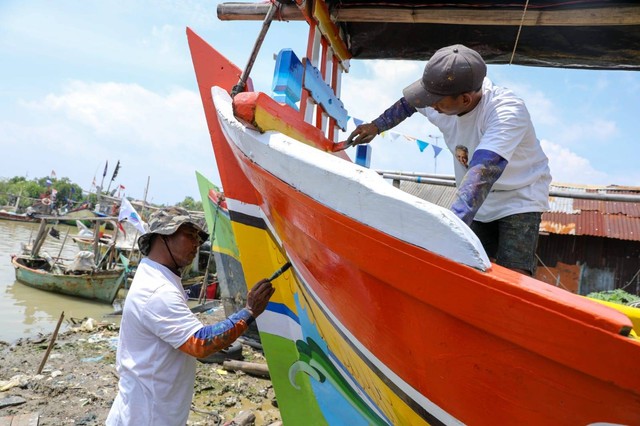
(0, 175), (85, 211)
(177, 196), (203, 212)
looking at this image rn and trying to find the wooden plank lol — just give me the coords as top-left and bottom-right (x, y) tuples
(334, 6), (640, 27)
(218, 3), (640, 27)
(312, 0), (351, 63)
(217, 2), (303, 21)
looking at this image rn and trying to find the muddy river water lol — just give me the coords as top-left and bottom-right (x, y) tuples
(0, 219), (120, 343)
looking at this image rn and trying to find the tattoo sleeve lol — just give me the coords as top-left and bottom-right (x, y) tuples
(451, 149), (508, 226)
(372, 97), (417, 132)
(179, 309), (254, 358)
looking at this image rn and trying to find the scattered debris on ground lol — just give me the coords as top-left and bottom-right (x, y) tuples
(0, 310), (281, 425)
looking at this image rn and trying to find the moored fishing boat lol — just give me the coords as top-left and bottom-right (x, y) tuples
(0, 210), (39, 223)
(187, 1), (640, 424)
(11, 254), (126, 304)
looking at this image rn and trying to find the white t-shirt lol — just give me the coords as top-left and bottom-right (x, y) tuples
(419, 78), (552, 222)
(106, 258), (203, 426)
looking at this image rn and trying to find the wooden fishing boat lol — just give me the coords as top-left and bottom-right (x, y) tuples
(188, 2), (640, 424)
(55, 205), (104, 227)
(0, 210), (39, 223)
(11, 254), (125, 304)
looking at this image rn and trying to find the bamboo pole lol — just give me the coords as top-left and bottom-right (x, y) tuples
(141, 176), (150, 221)
(37, 311), (65, 375)
(54, 227), (71, 263)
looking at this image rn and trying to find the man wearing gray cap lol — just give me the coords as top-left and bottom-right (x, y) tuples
(349, 44), (551, 276)
(107, 207), (274, 426)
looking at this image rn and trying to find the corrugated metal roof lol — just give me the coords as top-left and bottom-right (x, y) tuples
(399, 180), (640, 242)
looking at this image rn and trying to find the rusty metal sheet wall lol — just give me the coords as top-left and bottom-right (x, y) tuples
(536, 234), (640, 295)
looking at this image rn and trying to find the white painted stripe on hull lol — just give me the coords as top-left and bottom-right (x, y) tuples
(212, 87), (490, 271)
(227, 197), (284, 247)
(256, 309), (303, 342)
(226, 198), (261, 218)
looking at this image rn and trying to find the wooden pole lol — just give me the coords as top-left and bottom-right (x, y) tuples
(223, 411), (255, 426)
(93, 220), (101, 267)
(37, 311), (65, 375)
(217, 2), (640, 26)
(31, 219), (47, 257)
(54, 227), (71, 262)
(222, 360), (270, 378)
(141, 176), (150, 220)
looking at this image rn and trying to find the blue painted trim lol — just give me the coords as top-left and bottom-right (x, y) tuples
(272, 49), (349, 130)
(267, 300), (300, 323)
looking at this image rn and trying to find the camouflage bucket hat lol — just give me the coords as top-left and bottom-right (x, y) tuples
(138, 207), (209, 256)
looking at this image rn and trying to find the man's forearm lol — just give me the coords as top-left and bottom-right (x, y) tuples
(179, 309), (253, 358)
(372, 97), (416, 132)
(451, 149), (507, 225)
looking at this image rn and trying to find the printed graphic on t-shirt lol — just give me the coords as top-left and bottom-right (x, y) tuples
(455, 145), (469, 169)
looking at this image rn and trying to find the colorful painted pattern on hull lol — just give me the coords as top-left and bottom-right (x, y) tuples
(227, 209), (406, 425)
(188, 28), (640, 426)
(213, 89), (640, 425)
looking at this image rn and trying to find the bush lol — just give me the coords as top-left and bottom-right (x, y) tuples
(586, 289), (640, 305)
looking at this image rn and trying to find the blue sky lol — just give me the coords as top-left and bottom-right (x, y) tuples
(1, 1), (638, 205)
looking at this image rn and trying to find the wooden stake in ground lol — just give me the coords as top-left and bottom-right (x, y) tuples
(222, 360), (270, 378)
(37, 311), (65, 374)
(223, 410), (255, 426)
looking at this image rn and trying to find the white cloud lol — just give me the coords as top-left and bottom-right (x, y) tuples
(555, 119), (618, 146)
(541, 139), (609, 185)
(2, 81), (218, 204)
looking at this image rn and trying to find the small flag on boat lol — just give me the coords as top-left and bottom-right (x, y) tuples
(50, 170), (56, 178)
(102, 160), (109, 178)
(110, 160), (120, 182)
(118, 197), (146, 235)
(416, 139), (429, 152)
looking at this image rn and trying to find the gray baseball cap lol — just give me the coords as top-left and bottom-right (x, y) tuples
(403, 44), (487, 108)
(138, 207), (208, 256)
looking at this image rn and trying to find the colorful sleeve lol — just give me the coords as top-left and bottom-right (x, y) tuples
(372, 97), (417, 133)
(179, 308), (254, 358)
(451, 149), (508, 226)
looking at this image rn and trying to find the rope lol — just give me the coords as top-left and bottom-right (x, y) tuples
(509, 0), (530, 65)
(535, 253), (571, 292)
(619, 267), (640, 292)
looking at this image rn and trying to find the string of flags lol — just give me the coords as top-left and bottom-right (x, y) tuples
(347, 116), (445, 158)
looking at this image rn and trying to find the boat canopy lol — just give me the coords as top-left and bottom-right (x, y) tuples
(219, 0), (640, 70)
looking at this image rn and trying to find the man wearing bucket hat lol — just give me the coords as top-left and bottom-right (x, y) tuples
(349, 44), (551, 276)
(107, 207), (274, 426)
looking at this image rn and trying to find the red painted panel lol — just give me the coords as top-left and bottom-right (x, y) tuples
(186, 28), (258, 204)
(226, 142), (640, 424)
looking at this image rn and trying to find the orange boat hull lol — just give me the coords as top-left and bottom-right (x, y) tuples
(188, 28), (640, 425)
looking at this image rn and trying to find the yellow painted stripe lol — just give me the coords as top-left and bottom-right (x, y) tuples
(230, 216), (429, 423)
(588, 298), (640, 336)
(211, 244), (240, 261)
(231, 221), (297, 311)
(312, 0), (351, 64)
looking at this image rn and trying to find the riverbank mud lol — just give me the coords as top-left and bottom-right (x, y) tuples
(0, 311), (280, 425)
